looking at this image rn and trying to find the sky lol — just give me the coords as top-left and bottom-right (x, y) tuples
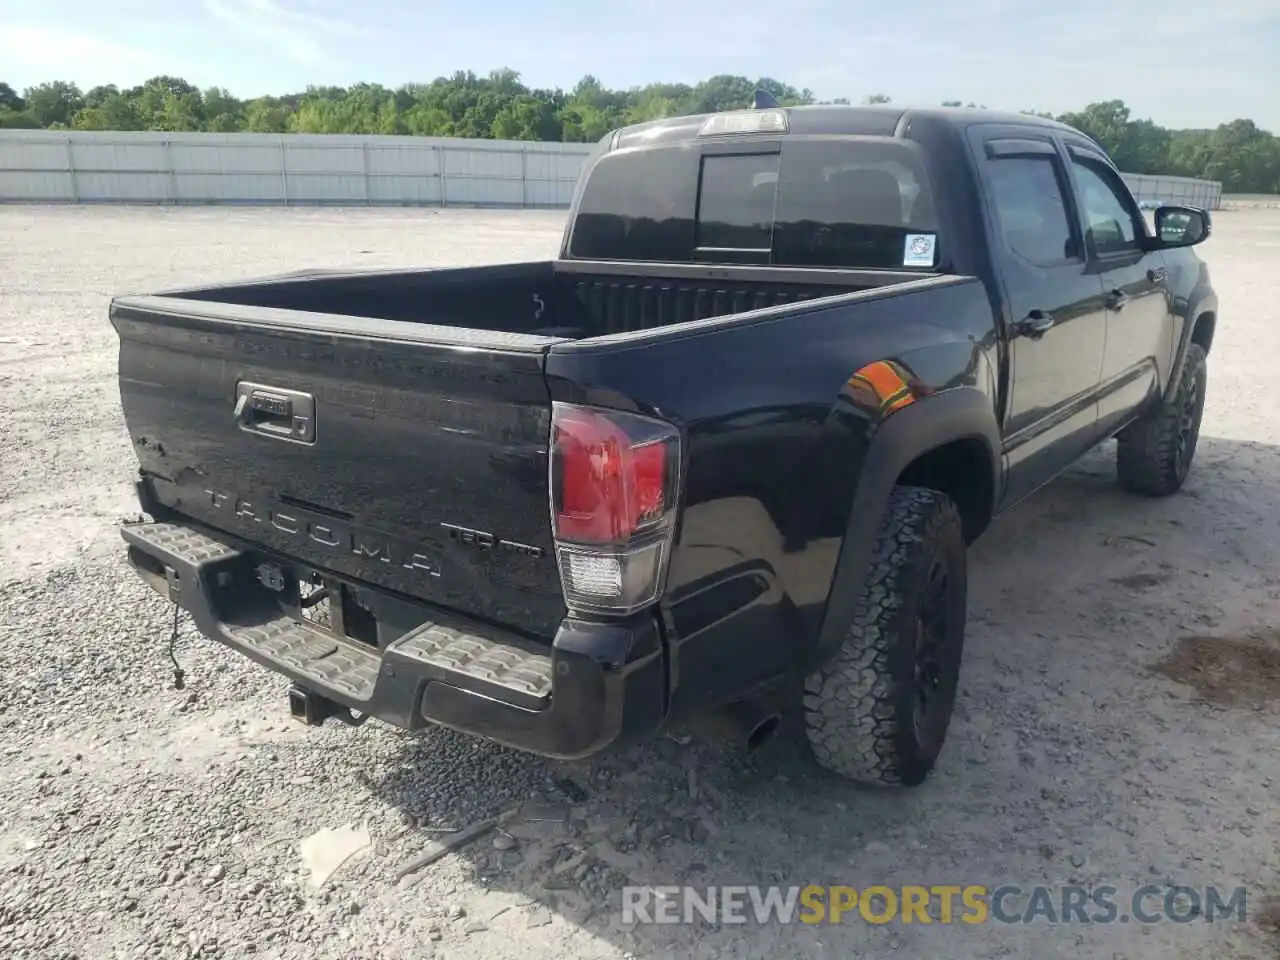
(1, 0), (1277, 132)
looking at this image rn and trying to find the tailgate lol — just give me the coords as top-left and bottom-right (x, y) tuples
(111, 296), (565, 638)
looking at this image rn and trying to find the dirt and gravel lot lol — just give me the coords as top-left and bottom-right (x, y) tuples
(1, 205), (1277, 960)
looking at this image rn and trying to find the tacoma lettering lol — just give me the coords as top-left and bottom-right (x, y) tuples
(202, 488), (440, 576)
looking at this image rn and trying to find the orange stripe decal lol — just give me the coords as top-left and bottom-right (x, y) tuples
(845, 360), (917, 417)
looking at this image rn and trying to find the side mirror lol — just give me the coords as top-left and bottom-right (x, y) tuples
(1151, 205), (1211, 248)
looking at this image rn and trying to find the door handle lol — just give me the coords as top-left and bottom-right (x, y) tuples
(1107, 288), (1131, 311)
(1015, 310), (1055, 340)
(234, 381), (317, 444)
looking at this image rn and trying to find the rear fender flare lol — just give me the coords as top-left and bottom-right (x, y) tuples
(809, 387), (1000, 670)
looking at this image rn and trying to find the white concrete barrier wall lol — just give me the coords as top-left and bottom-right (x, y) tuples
(0, 130), (1222, 210)
(0, 130), (595, 207)
(1122, 172), (1222, 210)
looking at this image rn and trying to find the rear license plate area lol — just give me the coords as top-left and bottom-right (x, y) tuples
(298, 574), (333, 629)
(258, 561), (379, 649)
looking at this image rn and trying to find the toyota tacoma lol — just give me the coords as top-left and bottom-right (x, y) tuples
(111, 100), (1217, 786)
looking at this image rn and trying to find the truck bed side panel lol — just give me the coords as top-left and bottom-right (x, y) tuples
(165, 261), (559, 334)
(544, 276), (998, 712)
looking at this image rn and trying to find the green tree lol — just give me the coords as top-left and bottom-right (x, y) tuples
(491, 94), (561, 140)
(72, 94), (143, 130)
(156, 92), (204, 131)
(0, 81), (35, 129)
(202, 87), (243, 130)
(402, 103), (453, 137)
(687, 75), (763, 113)
(244, 98), (290, 133)
(624, 83), (689, 124)
(84, 85), (120, 109)
(23, 81), (84, 127)
(0, 107), (37, 128)
(1059, 100), (1168, 173)
(0, 82), (26, 111)
(1201, 120), (1280, 193)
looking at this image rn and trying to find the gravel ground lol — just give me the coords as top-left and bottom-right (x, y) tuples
(1, 205), (1277, 960)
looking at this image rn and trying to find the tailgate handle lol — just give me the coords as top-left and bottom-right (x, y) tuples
(234, 382), (317, 444)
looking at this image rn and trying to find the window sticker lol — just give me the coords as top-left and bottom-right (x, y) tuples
(903, 233), (937, 267)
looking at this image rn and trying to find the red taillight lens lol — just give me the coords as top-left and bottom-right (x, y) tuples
(550, 402), (682, 615)
(552, 405), (672, 544)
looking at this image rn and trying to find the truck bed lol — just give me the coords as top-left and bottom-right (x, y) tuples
(159, 260), (911, 340)
(111, 258), (965, 648)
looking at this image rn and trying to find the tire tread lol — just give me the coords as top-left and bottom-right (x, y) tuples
(803, 486), (964, 787)
(1117, 342), (1207, 496)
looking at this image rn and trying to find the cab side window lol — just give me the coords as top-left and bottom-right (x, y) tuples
(985, 154), (1078, 265)
(1070, 158), (1143, 256)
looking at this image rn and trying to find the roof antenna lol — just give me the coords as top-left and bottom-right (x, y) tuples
(752, 89), (780, 109)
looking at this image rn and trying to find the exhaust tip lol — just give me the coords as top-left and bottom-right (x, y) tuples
(694, 699), (784, 751)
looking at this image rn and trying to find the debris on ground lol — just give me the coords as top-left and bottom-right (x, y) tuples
(553, 778), (589, 803)
(298, 822), (372, 891)
(395, 807), (520, 881)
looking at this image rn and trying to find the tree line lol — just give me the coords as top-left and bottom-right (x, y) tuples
(1, 72), (1276, 194)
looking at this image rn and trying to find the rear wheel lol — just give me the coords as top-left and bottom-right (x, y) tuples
(802, 486), (967, 787)
(1116, 342), (1207, 496)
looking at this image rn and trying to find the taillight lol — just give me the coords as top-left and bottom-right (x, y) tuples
(550, 402), (681, 615)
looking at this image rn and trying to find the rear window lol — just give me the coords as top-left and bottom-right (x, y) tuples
(696, 153), (779, 251)
(569, 138), (940, 270)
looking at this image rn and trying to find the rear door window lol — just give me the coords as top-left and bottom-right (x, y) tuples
(696, 153), (780, 252)
(985, 154), (1079, 264)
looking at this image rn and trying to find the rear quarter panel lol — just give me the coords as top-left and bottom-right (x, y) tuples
(545, 276), (999, 713)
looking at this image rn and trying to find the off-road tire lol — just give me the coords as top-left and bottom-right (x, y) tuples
(803, 486), (967, 787)
(1116, 342), (1207, 496)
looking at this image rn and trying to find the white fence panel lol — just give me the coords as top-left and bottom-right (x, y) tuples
(1123, 172), (1222, 209)
(0, 130), (1222, 210)
(170, 140), (281, 174)
(70, 139), (167, 172)
(0, 170), (74, 200)
(365, 143), (441, 177)
(0, 137), (68, 171)
(284, 141), (365, 174)
(287, 173), (367, 202)
(367, 175), (442, 205)
(0, 130), (593, 207)
(73, 171), (169, 202)
(173, 172), (283, 203)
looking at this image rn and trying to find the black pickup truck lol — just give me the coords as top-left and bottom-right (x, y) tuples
(112, 103), (1217, 787)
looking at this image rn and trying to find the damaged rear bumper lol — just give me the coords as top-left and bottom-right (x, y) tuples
(120, 517), (666, 760)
